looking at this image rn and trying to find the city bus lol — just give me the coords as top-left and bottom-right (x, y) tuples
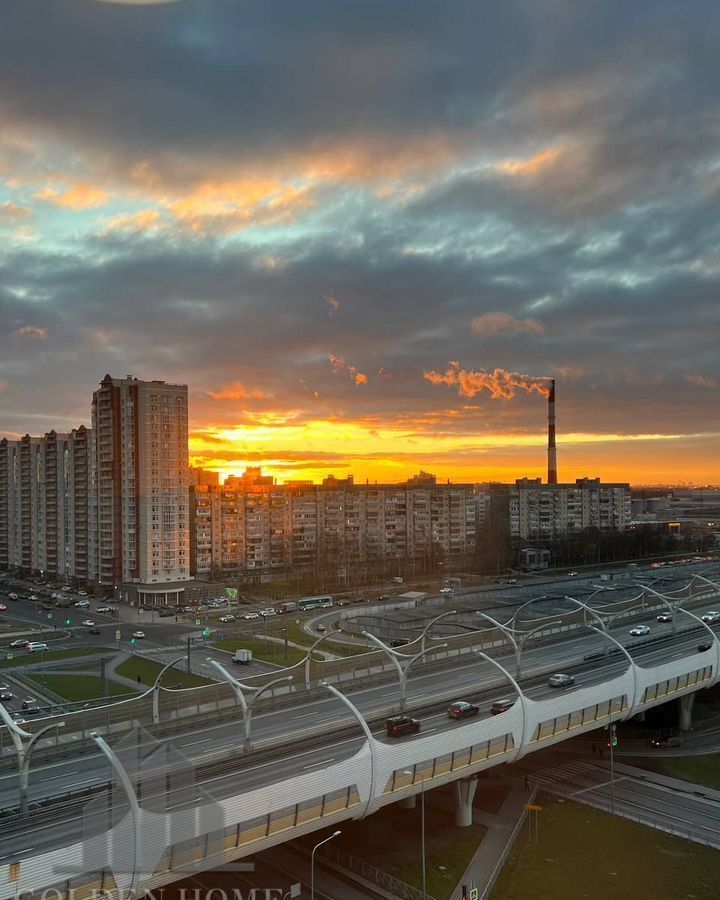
(298, 594), (334, 611)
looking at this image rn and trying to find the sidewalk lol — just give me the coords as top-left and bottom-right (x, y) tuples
(452, 777), (534, 899)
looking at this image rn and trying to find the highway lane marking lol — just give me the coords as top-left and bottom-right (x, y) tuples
(571, 777), (627, 796)
(183, 737), (214, 746)
(302, 757), (335, 769)
(44, 771), (80, 780)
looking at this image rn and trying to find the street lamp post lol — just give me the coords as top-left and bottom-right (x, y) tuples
(402, 769), (426, 899)
(363, 632), (447, 712)
(311, 830), (341, 900)
(0, 705), (65, 815)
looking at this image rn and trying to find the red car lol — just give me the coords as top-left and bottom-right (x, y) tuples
(385, 715), (421, 737)
(490, 699), (515, 715)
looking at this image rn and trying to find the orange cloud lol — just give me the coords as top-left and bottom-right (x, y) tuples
(0, 202), (32, 222)
(36, 181), (109, 209)
(207, 381), (271, 401)
(425, 362), (551, 399)
(14, 325), (47, 339)
(471, 312), (545, 336)
(329, 354), (368, 386)
(103, 209), (162, 233)
(495, 147), (562, 177)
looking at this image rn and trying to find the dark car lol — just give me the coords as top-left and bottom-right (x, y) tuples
(447, 700), (480, 720)
(490, 698), (515, 715)
(649, 735), (683, 749)
(89, 627), (101, 635)
(385, 715), (421, 737)
(158, 608), (175, 617)
(698, 642), (713, 652)
(0, 690), (13, 702)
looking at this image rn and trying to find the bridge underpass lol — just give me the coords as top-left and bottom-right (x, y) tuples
(0, 572), (719, 900)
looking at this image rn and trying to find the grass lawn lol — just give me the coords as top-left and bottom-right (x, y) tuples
(211, 637), (306, 667)
(0, 647), (112, 669)
(491, 796), (720, 900)
(0, 630), (64, 643)
(636, 754), (720, 792)
(27, 673), (135, 702)
(115, 655), (212, 688)
(329, 791), (486, 900)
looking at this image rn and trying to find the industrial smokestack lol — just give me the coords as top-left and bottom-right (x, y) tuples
(547, 378), (558, 484)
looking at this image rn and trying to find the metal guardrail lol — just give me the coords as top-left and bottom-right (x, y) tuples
(322, 844), (434, 900)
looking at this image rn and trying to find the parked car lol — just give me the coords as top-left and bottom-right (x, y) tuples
(630, 625), (651, 636)
(89, 627), (101, 635)
(698, 642), (713, 652)
(260, 607), (277, 617)
(158, 608), (175, 617)
(490, 698), (515, 715)
(9, 639), (29, 648)
(132, 631), (146, 639)
(384, 715), (421, 737)
(8, 593), (18, 600)
(439, 587), (453, 594)
(219, 614), (236, 623)
(548, 673), (575, 688)
(74, 599), (90, 608)
(447, 700), (479, 720)
(242, 612), (260, 620)
(96, 606), (112, 613)
(656, 613), (673, 623)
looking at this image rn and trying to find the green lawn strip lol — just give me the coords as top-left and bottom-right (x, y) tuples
(0, 630), (65, 644)
(0, 647), (113, 669)
(215, 619), (370, 657)
(210, 638), (306, 667)
(328, 792), (486, 900)
(491, 795), (720, 900)
(27, 673), (135, 702)
(114, 655), (212, 689)
(634, 754), (720, 792)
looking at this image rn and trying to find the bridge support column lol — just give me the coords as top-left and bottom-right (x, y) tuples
(399, 795), (417, 810)
(678, 693), (696, 732)
(454, 777), (478, 827)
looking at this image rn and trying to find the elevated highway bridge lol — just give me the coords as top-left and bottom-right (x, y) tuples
(1, 568), (719, 900)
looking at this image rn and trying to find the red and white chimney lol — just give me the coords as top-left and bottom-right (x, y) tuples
(547, 378), (558, 484)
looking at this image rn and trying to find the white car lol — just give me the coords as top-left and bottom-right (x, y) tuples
(439, 587), (453, 594)
(81, 619), (95, 627)
(74, 599), (90, 608)
(548, 673), (575, 688)
(701, 611), (720, 624)
(630, 625), (651, 636)
(96, 606), (112, 613)
(218, 614), (236, 623)
(132, 630), (145, 639)
(243, 612), (260, 620)
(260, 607), (277, 617)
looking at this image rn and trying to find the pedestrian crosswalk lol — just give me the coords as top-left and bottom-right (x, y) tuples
(528, 760), (604, 791)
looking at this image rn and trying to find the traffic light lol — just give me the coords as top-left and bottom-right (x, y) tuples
(65, 618), (71, 625)
(202, 628), (210, 638)
(130, 637), (136, 645)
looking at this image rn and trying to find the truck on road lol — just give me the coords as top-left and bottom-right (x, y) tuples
(232, 649), (252, 665)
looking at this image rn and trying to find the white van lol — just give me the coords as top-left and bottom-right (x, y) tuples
(26, 642), (49, 653)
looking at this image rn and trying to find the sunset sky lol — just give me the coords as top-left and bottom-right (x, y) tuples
(1, 1), (719, 486)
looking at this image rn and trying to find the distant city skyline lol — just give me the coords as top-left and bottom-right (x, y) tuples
(1, 2), (719, 485)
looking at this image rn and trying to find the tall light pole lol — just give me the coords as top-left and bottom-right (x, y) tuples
(403, 769), (426, 899)
(311, 830), (341, 900)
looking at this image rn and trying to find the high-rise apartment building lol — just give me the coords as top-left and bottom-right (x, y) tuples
(91, 375), (189, 602)
(0, 428), (92, 580)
